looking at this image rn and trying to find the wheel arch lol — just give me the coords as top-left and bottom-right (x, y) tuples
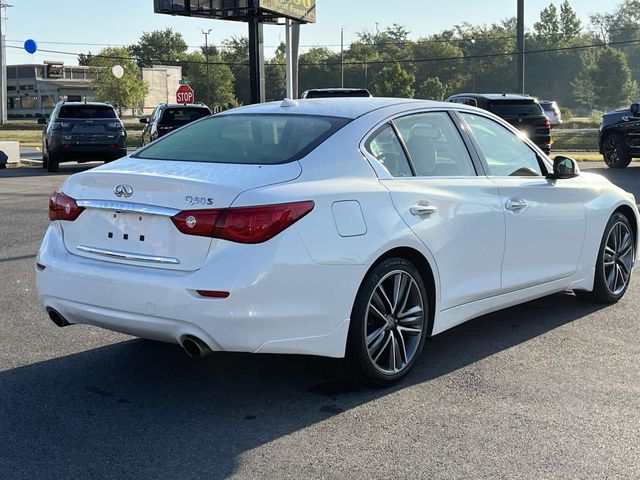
(365, 246), (437, 336)
(614, 204), (638, 242)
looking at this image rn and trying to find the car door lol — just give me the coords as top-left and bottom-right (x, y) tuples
(458, 111), (587, 292)
(364, 111), (506, 310)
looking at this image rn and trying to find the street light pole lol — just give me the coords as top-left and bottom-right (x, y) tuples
(516, 0), (525, 93)
(340, 27), (344, 88)
(0, 2), (13, 125)
(201, 28), (212, 106)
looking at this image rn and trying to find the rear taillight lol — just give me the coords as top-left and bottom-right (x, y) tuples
(171, 201), (315, 244)
(533, 118), (551, 129)
(48, 190), (84, 221)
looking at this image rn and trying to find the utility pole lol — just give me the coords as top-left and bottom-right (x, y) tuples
(285, 19), (293, 98)
(0, 2), (12, 125)
(248, 0), (265, 104)
(516, 0), (525, 93)
(201, 28), (212, 107)
(340, 27), (344, 88)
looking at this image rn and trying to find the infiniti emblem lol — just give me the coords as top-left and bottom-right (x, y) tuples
(114, 184), (133, 198)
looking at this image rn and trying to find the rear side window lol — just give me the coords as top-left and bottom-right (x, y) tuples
(58, 106), (117, 119)
(488, 101), (544, 117)
(160, 108), (210, 124)
(134, 114), (350, 165)
(365, 124), (413, 177)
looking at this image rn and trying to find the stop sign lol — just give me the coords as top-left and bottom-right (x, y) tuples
(176, 84), (194, 104)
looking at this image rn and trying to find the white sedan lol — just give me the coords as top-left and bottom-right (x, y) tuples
(36, 98), (638, 386)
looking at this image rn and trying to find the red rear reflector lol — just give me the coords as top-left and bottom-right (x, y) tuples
(48, 190), (84, 221)
(196, 290), (230, 298)
(36, 263), (46, 271)
(171, 201), (315, 244)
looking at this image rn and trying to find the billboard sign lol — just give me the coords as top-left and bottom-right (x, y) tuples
(259, 0), (316, 22)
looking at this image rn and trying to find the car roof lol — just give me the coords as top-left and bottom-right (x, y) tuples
(223, 97), (452, 120)
(451, 93), (534, 101)
(58, 102), (114, 107)
(161, 103), (210, 109)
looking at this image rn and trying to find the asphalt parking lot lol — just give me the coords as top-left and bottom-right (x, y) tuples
(1, 162), (639, 479)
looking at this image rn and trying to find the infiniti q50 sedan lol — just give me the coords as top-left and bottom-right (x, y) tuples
(36, 98), (638, 386)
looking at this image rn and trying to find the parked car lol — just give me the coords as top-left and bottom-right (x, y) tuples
(37, 98), (638, 386)
(539, 100), (563, 127)
(39, 101), (127, 173)
(446, 93), (552, 154)
(599, 102), (640, 169)
(140, 103), (211, 145)
(301, 88), (372, 99)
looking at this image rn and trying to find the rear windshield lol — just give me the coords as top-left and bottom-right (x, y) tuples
(133, 113), (350, 165)
(488, 101), (543, 117)
(160, 107), (210, 124)
(58, 105), (117, 119)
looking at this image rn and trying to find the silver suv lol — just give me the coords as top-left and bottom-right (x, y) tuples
(39, 102), (127, 172)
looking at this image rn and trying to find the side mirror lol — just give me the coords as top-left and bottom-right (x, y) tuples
(37, 118), (47, 125)
(549, 155), (579, 179)
(139, 118), (148, 124)
(631, 103), (640, 116)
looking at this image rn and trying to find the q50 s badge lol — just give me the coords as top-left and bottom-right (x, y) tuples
(186, 196), (214, 206)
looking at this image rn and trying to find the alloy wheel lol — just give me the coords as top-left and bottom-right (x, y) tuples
(603, 221), (634, 295)
(365, 270), (425, 375)
(604, 137), (621, 166)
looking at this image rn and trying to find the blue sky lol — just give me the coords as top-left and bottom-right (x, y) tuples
(4, 0), (608, 65)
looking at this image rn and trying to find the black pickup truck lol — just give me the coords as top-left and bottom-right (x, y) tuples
(599, 103), (640, 168)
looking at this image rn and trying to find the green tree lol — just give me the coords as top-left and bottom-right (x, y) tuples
(592, 47), (637, 109)
(373, 63), (415, 98)
(265, 43), (286, 101)
(85, 47), (147, 114)
(129, 28), (188, 68)
(416, 77), (446, 100)
(220, 37), (250, 105)
(180, 51), (238, 109)
(560, 1), (582, 39)
(534, 3), (560, 38)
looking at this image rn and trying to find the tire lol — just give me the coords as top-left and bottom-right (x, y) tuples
(576, 212), (635, 304)
(347, 257), (429, 387)
(603, 133), (632, 169)
(42, 148), (48, 169)
(47, 152), (59, 173)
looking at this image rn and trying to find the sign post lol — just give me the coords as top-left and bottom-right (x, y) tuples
(176, 84), (195, 104)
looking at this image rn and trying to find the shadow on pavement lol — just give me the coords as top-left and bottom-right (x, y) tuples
(0, 291), (606, 479)
(0, 163), (102, 178)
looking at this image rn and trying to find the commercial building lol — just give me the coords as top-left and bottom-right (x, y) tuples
(6, 62), (183, 118)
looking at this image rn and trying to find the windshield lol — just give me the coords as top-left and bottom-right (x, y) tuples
(134, 113), (350, 165)
(160, 107), (210, 124)
(58, 106), (117, 119)
(488, 101), (543, 117)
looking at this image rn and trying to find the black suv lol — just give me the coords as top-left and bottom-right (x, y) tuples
(446, 93), (552, 154)
(599, 103), (640, 168)
(140, 103), (211, 145)
(39, 102), (127, 172)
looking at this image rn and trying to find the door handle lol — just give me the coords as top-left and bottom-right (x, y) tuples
(410, 202), (439, 218)
(505, 198), (528, 211)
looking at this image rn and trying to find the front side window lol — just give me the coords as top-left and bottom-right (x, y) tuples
(365, 124), (413, 177)
(394, 112), (476, 177)
(460, 112), (543, 177)
(134, 113), (350, 165)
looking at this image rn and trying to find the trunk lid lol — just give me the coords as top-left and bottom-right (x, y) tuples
(60, 157), (302, 271)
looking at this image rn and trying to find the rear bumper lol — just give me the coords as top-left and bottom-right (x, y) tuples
(51, 145), (127, 162)
(35, 222), (362, 358)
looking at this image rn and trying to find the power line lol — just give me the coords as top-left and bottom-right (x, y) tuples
(7, 37), (640, 68)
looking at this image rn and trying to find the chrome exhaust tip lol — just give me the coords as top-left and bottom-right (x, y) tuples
(46, 308), (71, 327)
(181, 336), (213, 358)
